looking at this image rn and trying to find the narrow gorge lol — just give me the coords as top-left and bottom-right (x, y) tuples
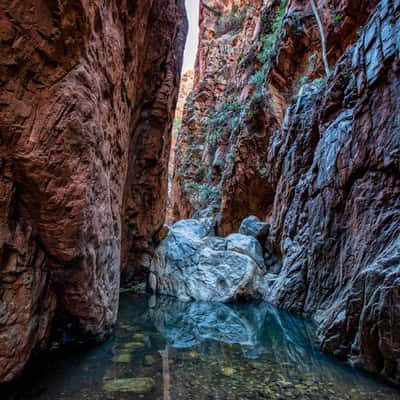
(0, 0), (399, 399)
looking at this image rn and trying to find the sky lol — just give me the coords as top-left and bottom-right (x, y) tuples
(183, 0), (200, 73)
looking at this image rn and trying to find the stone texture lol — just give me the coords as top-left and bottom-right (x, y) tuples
(150, 220), (265, 302)
(264, 2), (400, 383)
(169, 0), (400, 384)
(239, 215), (270, 242)
(226, 233), (265, 267)
(0, 0), (187, 382)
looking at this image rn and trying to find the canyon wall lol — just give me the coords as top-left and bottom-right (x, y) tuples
(0, 0), (187, 382)
(171, 0), (400, 383)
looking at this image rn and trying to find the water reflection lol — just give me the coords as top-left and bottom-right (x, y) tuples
(149, 295), (316, 361)
(3, 294), (400, 400)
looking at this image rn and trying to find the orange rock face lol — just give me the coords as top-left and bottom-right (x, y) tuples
(0, 0), (187, 382)
(170, 0), (400, 384)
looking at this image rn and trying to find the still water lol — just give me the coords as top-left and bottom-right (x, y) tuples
(4, 294), (400, 400)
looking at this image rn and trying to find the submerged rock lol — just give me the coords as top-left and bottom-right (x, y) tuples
(112, 352), (132, 364)
(123, 341), (145, 350)
(221, 367), (237, 377)
(103, 377), (155, 393)
(150, 220), (264, 302)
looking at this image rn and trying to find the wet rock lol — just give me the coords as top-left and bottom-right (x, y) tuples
(103, 377), (155, 393)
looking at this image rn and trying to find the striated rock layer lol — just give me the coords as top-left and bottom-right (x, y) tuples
(0, 0), (187, 382)
(171, 0), (400, 384)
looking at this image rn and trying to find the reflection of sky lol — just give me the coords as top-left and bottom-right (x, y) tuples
(183, 0), (200, 73)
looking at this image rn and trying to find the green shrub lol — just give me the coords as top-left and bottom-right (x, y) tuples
(227, 147), (235, 162)
(259, 166), (268, 177)
(208, 126), (224, 147)
(249, 66), (267, 86)
(201, 185), (219, 200)
(256, 0), (288, 63)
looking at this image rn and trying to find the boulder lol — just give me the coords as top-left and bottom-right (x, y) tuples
(226, 233), (265, 267)
(150, 220), (263, 302)
(172, 219), (208, 238)
(239, 216), (270, 242)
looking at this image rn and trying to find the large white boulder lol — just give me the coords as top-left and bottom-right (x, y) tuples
(150, 219), (264, 302)
(226, 233), (265, 267)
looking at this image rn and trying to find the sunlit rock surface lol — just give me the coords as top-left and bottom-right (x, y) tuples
(150, 219), (265, 302)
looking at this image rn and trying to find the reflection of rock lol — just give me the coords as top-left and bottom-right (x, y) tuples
(149, 296), (269, 354)
(149, 294), (323, 365)
(150, 220), (265, 302)
(149, 294), (329, 372)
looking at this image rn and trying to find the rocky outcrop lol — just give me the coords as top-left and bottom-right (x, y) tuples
(0, 0), (187, 382)
(170, 0), (400, 384)
(150, 219), (265, 302)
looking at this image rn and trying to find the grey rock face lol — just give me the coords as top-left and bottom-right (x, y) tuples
(171, 219), (208, 238)
(264, 1), (400, 384)
(239, 216), (270, 242)
(150, 220), (265, 302)
(226, 233), (265, 267)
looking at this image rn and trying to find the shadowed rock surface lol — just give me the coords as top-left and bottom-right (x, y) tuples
(169, 0), (400, 384)
(0, 0), (187, 382)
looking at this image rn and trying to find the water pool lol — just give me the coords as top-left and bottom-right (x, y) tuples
(4, 294), (400, 400)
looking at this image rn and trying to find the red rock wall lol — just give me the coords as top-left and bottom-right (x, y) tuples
(171, 0), (399, 383)
(0, 0), (187, 382)
(171, 0), (265, 222)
